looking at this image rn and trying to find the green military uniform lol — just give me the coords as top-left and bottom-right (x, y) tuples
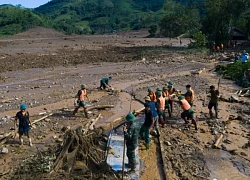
(100, 77), (110, 89)
(124, 113), (140, 172)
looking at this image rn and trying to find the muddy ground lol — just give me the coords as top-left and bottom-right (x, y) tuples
(0, 27), (250, 180)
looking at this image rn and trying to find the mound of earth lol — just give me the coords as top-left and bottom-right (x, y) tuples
(10, 27), (65, 39)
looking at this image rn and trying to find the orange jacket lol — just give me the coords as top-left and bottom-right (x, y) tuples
(180, 99), (191, 111)
(148, 92), (156, 102)
(79, 89), (87, 101)
(168, 87), (175, 95)
(157, 96), (165, 110)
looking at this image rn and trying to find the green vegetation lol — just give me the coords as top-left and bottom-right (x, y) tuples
(0, 5), (50, 36)
(0, 0), (250, 46)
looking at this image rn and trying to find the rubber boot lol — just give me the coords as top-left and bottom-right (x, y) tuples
(84, 110), (89, 119)
(125, 163), (132, 168)
(20, 138), (24, 146)
(73, 108), (78, 116)
(184, 117), (189, 124)
(209, 110), (213, 119)
(29, 138), (33, 147)
(191, 119), (198, 130)
(167, 107), (172, 118)
(215, 111), (219, 119)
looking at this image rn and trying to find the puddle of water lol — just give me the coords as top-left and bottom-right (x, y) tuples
(204, 149), (250, 180)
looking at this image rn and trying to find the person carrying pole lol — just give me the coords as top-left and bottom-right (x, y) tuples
(123, 113), (140, 173)
(14, 104), (33, 147)
(208, 85), (220, 119)
(73, 84), (89, 118)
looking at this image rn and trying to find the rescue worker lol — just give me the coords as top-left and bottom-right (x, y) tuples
(156, 91), (165, 127)
(100, 76), (112, 90)
(139, 103), (153, 151)
(162, 86), (171, 118)
(208, 85), (220, 119)
(176, 96), (198, 130)
(147, 88), (156, 102)
(123, 113), (140, 173)
(144, 96), (159, 136)
(14, 104), (32, 146)
(73, 84), (89, 118)
(184, 85), (194, 106)
(167, 81), (177, 114)
(156, 87), (162, 92)
(241, 50), (249, 64)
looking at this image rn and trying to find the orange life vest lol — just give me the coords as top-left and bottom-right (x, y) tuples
(180, 99), (191, 111)
(162, 90), (169, 97)
(168, 87), (175, 95)
(157, 96), (165, 110)
(79, 89), (87, 101)
(185, 88), (194, 103)
(148, 92), (156, 102)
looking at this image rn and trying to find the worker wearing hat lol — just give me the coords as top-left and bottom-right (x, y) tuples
(73, 84), (89, 118)
(147, 88), (156, 102)
(176, 96), (198, 130)
(167, 81), (177, 114)
(156, 91), (166, 127)
(15, 104), (33, 146)
(139, 103), (153, 151)
(123, 113), (140, 173)
(144, 96), (159, 137)
(99, 76), (112, 90)
(162, 86), (171, 118)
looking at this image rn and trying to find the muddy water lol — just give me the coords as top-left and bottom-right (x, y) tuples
(204, 149), (250, 180)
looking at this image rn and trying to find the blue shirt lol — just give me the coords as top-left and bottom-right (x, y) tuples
(148, 102), (158, 118)
(242, 54), (248, 63)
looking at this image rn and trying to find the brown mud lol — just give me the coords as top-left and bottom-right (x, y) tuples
(0, 27), (250, 180)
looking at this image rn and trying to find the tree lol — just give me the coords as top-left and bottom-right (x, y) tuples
(148, 24), (157, 37)
(159, 0), (200, 38)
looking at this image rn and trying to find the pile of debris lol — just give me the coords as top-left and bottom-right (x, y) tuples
(9, 128), (117, 180)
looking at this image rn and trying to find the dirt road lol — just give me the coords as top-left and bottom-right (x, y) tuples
(0, 27), (250, 180)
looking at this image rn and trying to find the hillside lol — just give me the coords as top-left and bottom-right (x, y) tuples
(35, 0), (166, 34)
(0, 6), (50, 36)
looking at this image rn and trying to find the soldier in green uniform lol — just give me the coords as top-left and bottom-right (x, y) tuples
(123, 113), (140, 173)
(99, 76), (112, 90)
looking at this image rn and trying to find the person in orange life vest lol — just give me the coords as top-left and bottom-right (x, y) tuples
(155, 91), (166, 128)
(184, 85), (194, 107)
(73, 84), (89, 118)
(147, 88), (156, 102)
(167, 81), (177, 114)
(162, 86), (172, 118)
(175, 96), (198, 130)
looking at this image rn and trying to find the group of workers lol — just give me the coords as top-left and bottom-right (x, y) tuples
(13, 76), (113, 148)
(122, 81), (220, 173)
(13, 76), (220, 175)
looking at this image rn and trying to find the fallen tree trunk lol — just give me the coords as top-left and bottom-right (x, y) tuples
(31, 113), (53, 125)
(87, 105), (114, 111)
(214, 130), (226, 148)
(89, 113), (102, 130)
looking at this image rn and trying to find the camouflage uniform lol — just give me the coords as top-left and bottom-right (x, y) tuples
(124, 121), (140, 170)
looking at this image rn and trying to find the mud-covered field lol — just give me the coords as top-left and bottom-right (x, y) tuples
(0, 27), (250, 180)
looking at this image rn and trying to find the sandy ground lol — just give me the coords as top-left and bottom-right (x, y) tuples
(0, 27), (249, 180)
